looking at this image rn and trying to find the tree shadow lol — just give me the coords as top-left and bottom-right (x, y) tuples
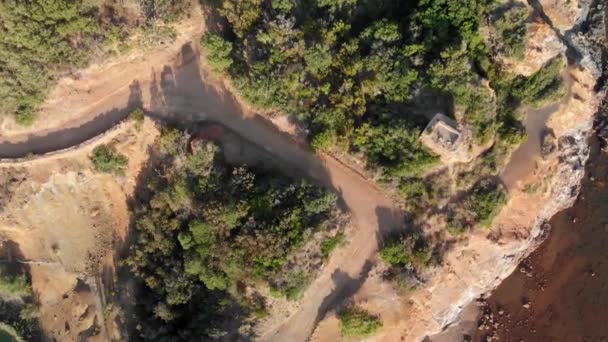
(145, 43), (341, 197)
(307, 205), (404, 337)
(312, 261), (376, 332)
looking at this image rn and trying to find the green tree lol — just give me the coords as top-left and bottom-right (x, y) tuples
(202, 33), (234, 73)
(353, 121), (438, 180)
(219, 0), (263, 38)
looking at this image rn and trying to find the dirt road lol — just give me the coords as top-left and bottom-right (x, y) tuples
(0, 40), (403, 342)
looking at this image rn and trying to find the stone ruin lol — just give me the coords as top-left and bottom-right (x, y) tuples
(421, 113), (462, 152)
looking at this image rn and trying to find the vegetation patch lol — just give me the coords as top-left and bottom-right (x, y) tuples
(0, 262), (41, 341)
(270, 271), (311, 301)
(123, 128), (341, 340)
(0, 270), (31, 300)
(513, 57), (565, 106)
(338, 306), (383, 338)
(0, 322), (24, 342)
(380, 234), (432, 271)
(90, 145), (128, 174)
(0, 0), (100, 125)
(466, 179), (508, 227)
(201, 33), (234, 73)
(320, 233), (345, 260)
(0, 0), (190, 125)
(129, 108), (145, 128)
(492, 5), (529, 59)
(202, 0), (516, 178)
(353, 118), (439, 182)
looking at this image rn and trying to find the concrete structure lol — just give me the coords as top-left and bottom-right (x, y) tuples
(421, 113), (462, 153)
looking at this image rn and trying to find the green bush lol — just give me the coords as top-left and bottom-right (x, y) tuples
(311, 130), (337, 151)
(320, 233), (345, 260)
(466, 180), (508, 227)
(338, 306), (382, 337)
(90, 145), (128, 174)
(446, 215), (467, 236)
(380, 234), (432, 270)
(0, 322), (24, 342)
(129, 108), (145, 128)
(0, 264), (40, 341)
(429, 46), (496, 143)
(18, 304), (38, 322)
(135, 23), (177, 49)
(141, 0), (191, 22)
(125, 129), (341, 339)
(513, 57), (565, 106)
(353, 121), (439, 181)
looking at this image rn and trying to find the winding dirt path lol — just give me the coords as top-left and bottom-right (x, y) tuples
(0, 32), (403, 342)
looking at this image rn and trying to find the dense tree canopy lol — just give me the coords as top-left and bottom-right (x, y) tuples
(202, 0), (560, 188)
(0, 0), (190, 125)
(126, 129), (340, 340)
(0, 0), (100, 124)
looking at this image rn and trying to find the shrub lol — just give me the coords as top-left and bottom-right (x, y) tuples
(311, 130), (337, 151)
(513, 57), (565, 106)
(90, 145), (128, 174)
(0, 272), (31, 299)
(135, 23), (177, 49)
(129, 108), (145, 127)
(466, 180), (508, 227)
(0, 322), (24, 342)
(380, 234), (432, 270)
(428, 46), (496, 143)
(446, 215), (467, 236)
(338, 306), (382, 337)
(398, 177), (441, 211)
(18, 304), (38, 321)
(353, 121), (439, 180)
(271, 271), (310, 301)
(320, 233), (345, 260)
